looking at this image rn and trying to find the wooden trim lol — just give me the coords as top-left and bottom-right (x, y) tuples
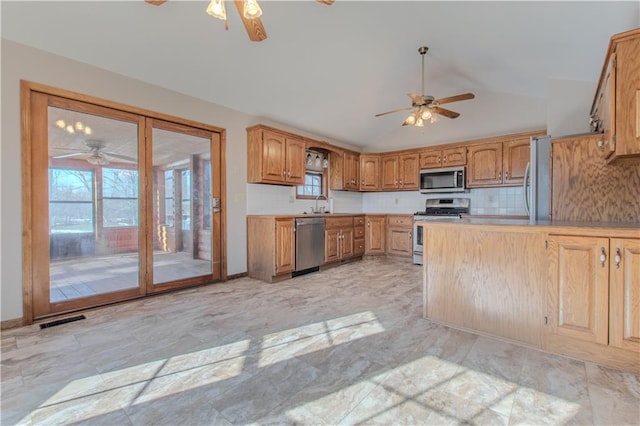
(21, 80), (226, 134)
(1, 318), (25, 330)
(20, 80), (228, 324)
(21, 82), (35, 325)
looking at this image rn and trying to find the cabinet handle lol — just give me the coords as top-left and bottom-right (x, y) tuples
(361, 180), (365, 185)
(596, 140), (606, 150)
(614, 248), (621, 269)
(443, 156), (447, 162)
(505, 171), (509, 179)
(498, 172), (502, 181)
(600, 247), (607, 268)
(282, 170), (286, 177)
(367, 222), (370, 228)
(408, 231), (412, 239)
(287, 171), (291, 177)
(399, 180), (403, 185)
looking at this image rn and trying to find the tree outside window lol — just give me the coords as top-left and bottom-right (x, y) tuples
(102, 168), (138, 227)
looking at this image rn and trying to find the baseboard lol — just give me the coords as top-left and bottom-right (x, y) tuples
(1, 317), (25, 330)
(226, 272), (248, 281)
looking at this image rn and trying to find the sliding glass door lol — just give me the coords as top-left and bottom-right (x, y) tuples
(25, 87), (224, 320)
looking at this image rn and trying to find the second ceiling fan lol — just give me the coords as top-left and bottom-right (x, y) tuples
(376, 46), (475, 127)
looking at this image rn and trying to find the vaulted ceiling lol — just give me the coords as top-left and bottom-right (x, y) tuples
(2, 1), (638, 150)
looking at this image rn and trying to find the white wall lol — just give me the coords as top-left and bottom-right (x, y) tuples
(546, 79), (597, 137)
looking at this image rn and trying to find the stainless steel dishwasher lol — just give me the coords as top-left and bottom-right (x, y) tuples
(294, 217), (325, 273)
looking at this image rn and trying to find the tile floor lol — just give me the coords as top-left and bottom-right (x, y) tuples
(1, 257), (639, 425)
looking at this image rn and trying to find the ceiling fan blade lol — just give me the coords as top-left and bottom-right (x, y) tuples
(103, 152), (138, 162)
(433, 93), (475, 105)
(433, 107), (460, 119)
(316, 0), (335, 4)
(53, 152), (85, 159)
(144, 0), (168, 5)
(375, 107), (413, 117)
(407, 93), (426, 105)
(234, 1), (267, 42)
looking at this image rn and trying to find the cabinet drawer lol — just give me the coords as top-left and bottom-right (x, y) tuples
(354, 238), (365, 256)
(325, 217), (354, 229)
(387, 215), (413, 227)
(353, 216), (366, 226)
(354, 226), (365, 239)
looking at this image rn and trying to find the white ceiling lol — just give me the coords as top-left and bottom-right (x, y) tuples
(2, 1), (639, 150)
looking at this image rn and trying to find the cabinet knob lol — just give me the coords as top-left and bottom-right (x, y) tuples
(600, 247), (607, 268)
(443, 156), (447, 162)
(596, 140), (606, 150)
(408, 231), (412, 239)
(498, 172), (502, 181)
(505, 171), (509, 179)
(614, 248), (621, 269)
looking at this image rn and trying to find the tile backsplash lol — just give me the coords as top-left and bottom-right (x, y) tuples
(247, 183), (526, 216)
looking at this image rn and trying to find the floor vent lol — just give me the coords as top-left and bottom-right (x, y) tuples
(40, 315), (86, 329)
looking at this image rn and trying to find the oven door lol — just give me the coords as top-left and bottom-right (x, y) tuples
(412, 218), (424, 265)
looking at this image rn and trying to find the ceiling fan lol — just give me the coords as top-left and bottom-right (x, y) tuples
(145, 0), (334, 42)
(375, 46), (475, 127)
(53, 140), (136, 166)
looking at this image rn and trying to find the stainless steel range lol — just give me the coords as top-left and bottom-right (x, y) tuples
(413, 198), (470, 265)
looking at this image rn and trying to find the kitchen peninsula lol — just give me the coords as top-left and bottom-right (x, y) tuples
(418, 218), (640, 374)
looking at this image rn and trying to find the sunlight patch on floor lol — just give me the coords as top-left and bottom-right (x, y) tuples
(258, 311), (385, 368)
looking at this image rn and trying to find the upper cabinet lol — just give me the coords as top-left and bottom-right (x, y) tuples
(419, 146), (467, 169)
(330, 150), (360, 191)
(359, 154), (381, 191)
(381, 152), (419, 190)
(467, 133), (541, 188)
(591, 29), (640, 162)
(247, 125), (305, 185)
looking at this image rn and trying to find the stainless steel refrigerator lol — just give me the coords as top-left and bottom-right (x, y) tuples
(524, 135), (552, 222)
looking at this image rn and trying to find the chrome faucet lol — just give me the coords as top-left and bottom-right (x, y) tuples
(313, 194), (328, 214)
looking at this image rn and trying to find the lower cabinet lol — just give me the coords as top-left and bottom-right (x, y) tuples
(386, 215), (413, 257)
(247, 216), (295, 282)
(353, 216), (366, 256)
(365, 215), (386, 255)
(547, 234), (640, 371)
(325, 217), (354, 263)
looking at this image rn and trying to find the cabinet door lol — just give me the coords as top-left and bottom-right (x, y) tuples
(549, 236), (609, 345)
(381, 156), (399, 190)
(365, 216), (386, 254)
(262, 130), (287, 182)
(324, 228), (340, 263)
(341, 228), (354, 258)
(466, 142), (503, 187)
(387, 227), (412, 256)
(503, 138), (530, 185)
(419, 149), (442, 169)
(275, 219), (295, 274)
(342, 153), (359, 190)
(615, 37), (640, 158)
(442, 146), (467, 167)
(359, 154), (380, 191)
(285, 137), (306, 185)
(399, 153), (419, 189)
(609, 238), (640, 352)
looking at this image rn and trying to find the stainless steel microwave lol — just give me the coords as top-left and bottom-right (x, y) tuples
(419, 166), (466, 193)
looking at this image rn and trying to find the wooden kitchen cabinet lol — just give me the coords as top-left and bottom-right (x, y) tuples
(247, 125), (305, 185)
(359, 154), (380, 191)
(609, 238), (640, 353)
(330, 151), (360, 191)
(547, 235), (610, 345)
(386, 215), (413, 257)
(419, 146), (467, 169)
(591, 29), (640, 161)
(365, 215), (386, 254)
(466, 135), (532, 187)
(247, 216), (296, 282)
(325, 217), (354, 262)
(353, 216), (366, 256)
(547, 234), (640, 369)
(381, 153), (419, 190)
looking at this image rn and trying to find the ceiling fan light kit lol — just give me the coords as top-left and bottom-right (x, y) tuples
(376, 46), (475, 127)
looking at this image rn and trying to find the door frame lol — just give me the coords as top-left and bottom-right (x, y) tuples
(21, 80), (227, 324)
